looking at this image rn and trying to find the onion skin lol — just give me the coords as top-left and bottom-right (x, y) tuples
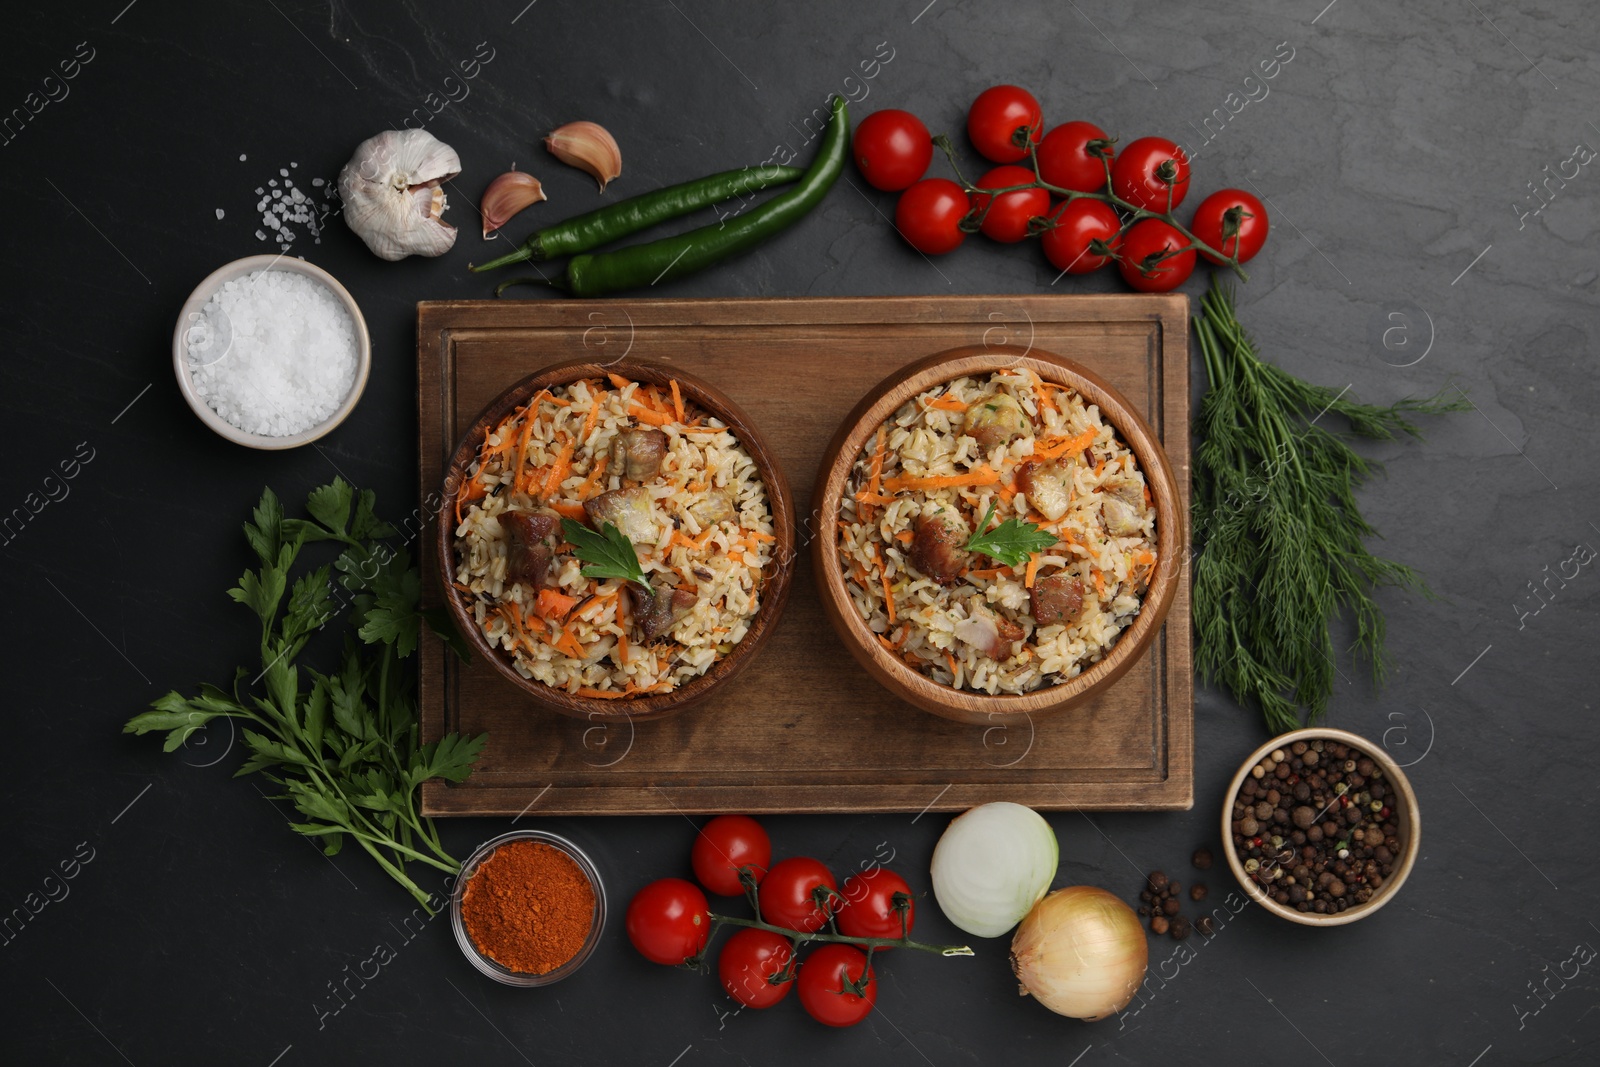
(1010, 886), (1148, 1021)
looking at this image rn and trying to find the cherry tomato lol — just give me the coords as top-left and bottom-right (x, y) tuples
(1111, 136), (1192, 212)
(972, 165), (1050, 243)
(1036, 121), (1115, 193)
(852, 109), (934, 192)
(757, 856), (838, 933)
(967, 85), (1043, 164)
(1041, 198), (1123, 274)
(835, 868), (916, 943)
(718, 927), (795, 1009)
(1117, 218), (1196, 293)
(1189, 188), (1269, 265)
(625, 878), (712, 965)
(894, 178), (971, 255)
(691, 814), (772, 897)
(797, 944), (877, 1027)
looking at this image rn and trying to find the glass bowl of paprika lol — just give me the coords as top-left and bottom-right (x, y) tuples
(451, 829), (607, 986)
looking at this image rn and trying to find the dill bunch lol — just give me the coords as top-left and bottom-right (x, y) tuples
(1191, 282), (1467, 732)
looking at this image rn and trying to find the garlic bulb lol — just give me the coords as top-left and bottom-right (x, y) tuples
(338, 129), (461, 261)
(544, 121), (622, 191)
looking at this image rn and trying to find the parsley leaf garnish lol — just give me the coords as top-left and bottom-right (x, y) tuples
(561, 517), (647, 586)
(963, 501), (1057, 568)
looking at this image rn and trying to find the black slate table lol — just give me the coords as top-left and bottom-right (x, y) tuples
(4, 1), (1597, 1064)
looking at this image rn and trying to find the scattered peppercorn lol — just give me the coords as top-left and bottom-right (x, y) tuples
(1192, 848), (1213, 870)
(1151, 915), (1170, 935)
(1169, 916), (1191, 940)
(1190, 883), (1207, 902)
(1195, 915), (1215, 937)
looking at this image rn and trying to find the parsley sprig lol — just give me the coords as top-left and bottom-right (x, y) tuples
(562, 517), (648, 586)
(125, 479), (485, 911)
(963, 500), (1057, 568)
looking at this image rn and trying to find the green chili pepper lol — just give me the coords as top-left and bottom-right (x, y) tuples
(555, 96), (849, 297)
(471, 164), (806, 272)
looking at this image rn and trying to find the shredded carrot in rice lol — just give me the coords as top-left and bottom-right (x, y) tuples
(542, 436), (577, 498)
(1033, 429), (1095, 460)
(1093, 571), (1106, 597)
(864, 426), (887, 497)
(670, 379), (685, 424)
(549, 501), (587, 521)
(882, 465), (1000, 493)
(875, 545), (895, 625)
(894, 530), (915, 544)
(925, 394), (967, 412)
(607, 372), (631, 390)
(575, 454), (609, 498)
(945, 651), (959, 678)
(629, 403), (674, 426)
(1024, 554), (1040, 588)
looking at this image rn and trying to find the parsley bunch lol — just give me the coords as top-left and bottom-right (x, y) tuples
(125, 480), (485, 911)
(1192, 282), (1467, 731)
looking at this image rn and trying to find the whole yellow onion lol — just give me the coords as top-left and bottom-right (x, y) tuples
(1010, 886), (1148, 1021)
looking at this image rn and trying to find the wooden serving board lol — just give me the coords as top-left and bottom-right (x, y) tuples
(418, 295), (1192, 815)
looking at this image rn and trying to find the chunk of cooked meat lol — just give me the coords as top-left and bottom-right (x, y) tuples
(1101, 494), (1144, 537)
(611, 427), (669, 481)
(1017, 458), (1074, 521)
(1030, 574), (1085, 626)
(686, 486), (737, 528)
(501, 508), (562, 586)
(628, 583), (698, 642)
(1106, 475), (1146, 506)
(961, 391), (1032, 452)
(909, 511), (971, 585)
(953, 606), (1026, 660)
(584, 487), (657, 544)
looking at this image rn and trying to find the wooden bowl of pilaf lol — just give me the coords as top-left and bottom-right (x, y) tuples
(437, 357), (795, 723)
(812, 345), (1183, 727)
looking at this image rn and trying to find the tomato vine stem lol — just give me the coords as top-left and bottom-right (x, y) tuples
(930, 130), (1250, 282)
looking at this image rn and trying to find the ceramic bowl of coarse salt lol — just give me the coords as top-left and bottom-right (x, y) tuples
(172, 255), (371, 449)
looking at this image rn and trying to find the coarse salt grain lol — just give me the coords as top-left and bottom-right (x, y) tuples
(186, 269), (358, 438)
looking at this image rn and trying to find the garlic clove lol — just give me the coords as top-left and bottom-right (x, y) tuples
(338, 129), (462, 261)
(544, 121), (622, 192)
(481, 170), (547, 237)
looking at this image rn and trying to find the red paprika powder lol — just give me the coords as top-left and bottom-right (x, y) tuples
(461, 840), (596, 974)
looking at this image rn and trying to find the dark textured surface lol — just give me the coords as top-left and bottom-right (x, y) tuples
(3, 1), (1596, 1064)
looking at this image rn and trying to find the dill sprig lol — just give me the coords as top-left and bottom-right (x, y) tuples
(1191, 281), (1468, 732)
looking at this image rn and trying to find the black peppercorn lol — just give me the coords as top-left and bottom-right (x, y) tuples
(1151, 915), (1169, 935)
(1147, 871), (1169, 894)
(1195, 916), (1215, 936)
(1170, 916), (1191, 940)
(1192, 848), (1213, 870)
(1190, 883), (1207, 902)
(1162, 897), (1180, 916)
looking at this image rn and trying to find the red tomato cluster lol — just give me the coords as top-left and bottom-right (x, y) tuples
(625, 814), (919, 1028)
(852, 85), (1270, 293)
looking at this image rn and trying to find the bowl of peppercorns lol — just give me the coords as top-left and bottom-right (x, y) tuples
(1221, 728), (1420, 927)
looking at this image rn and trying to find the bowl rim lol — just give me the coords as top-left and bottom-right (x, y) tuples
(810, 343), (1185, 724)
(171, 254), (372, 450)
(1219, 726), (1421, 927)
(449, 829), (608, 986)
(435, 355), (797, 722)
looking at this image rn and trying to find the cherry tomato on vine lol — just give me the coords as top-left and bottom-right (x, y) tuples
(718, 927), (795, 1009)
(626, 878), (713, 965)
(797, 944), (877, 1027)
(894, 178), (971, 255)
(691, 814), (772, 897)
(757, 856), (838, 933)
(1036, 120), (1115, 193)
(835, 868), (916, 943)
(967, 85), (1043, 164)
(1041, 198), (1122, 274)
(972, 165), (1051, 243)
(1189, 188), (1270, 265)
(852, 109), (934, 191)
(1111, 136), (1192, 212)
(1117, 218), (1196, 293)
